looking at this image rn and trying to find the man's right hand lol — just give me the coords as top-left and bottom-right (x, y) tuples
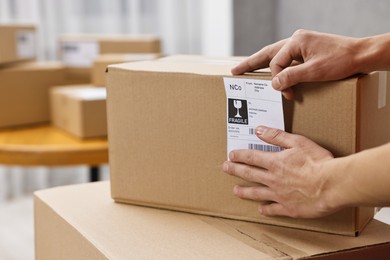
(232, 29), (368, 100)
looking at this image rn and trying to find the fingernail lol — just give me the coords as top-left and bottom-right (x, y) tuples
(273, 76), (281, 90)
(229, 151), (235, 160)
(233, 185), (239, 195)
(258, 206), (263, 215)
(223, 162), (229, 172)
(256, 126), (265, 136)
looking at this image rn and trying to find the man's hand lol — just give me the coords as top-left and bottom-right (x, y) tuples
(232, 30), (365, 100)
(222, 126), (337, 218)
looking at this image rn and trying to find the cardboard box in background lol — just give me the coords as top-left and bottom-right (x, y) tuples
(50, 85), (107, 138)
(58, 34), (160, 85)
(0, 24), (36, 64)
(34, 181), (390, 259)
(59, 34), (160, 68)
(0, 62), (66, 128)
(92, 53), (160, 86)
(106, 56), (390, 236)
(159, 54), (245, 64)
(63, 67), (92, 85)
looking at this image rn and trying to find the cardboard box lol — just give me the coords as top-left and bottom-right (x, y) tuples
(159, 54), (245, 63)
(92, 53), (160, 86)
(106, 56), (390, 236)
(34, 181), (390, 259)
(0, 61), (66, 128)
(59, 34), (160, 85)
(63, 68), (92, 85)
(50, 85), (107, 138)
(0, 24), (36, 64)
(59, 34), (161, 69)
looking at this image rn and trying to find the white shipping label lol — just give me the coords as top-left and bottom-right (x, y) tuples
(61, 41), (99, 68)
(16, 30), (36, 58)
(224, 77), (285, 157)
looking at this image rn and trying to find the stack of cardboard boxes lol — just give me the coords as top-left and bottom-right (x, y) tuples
(0, 23), (161, 139)
(34, 55), (390, 258)
(0, 24), (66, 128)
(51, 34), (161, 138)
(59, 34), (161, 84)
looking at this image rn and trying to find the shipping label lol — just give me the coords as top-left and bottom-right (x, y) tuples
(16, 30), (36, 58)
(223, 77), (284, 157)
(61, 41), (100, 67)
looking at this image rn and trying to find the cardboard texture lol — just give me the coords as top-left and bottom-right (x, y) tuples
(92, 53), (160, 86)
(0, 24), (36, 64)
(106, 56), (390, 236)
(50, 85), (107, 138)
(34, 181), (390, 259)
(0, 61), (66, 128)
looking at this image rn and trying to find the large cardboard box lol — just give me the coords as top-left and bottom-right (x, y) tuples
(106, 56), (390, 236)
(92, 53), (160, 86)
(0, 24), (36, 64)
(34, 181), (390, 259)
(50, 85), (107, 138)
(0, 61), (66, 128)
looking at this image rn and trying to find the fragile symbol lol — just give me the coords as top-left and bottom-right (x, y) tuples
(228, 98), (248, 125)
(234, 100), (242, 118)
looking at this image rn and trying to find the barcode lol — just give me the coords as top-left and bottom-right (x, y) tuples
(248, 143), (284, 152)
(249, 128), (256, 135)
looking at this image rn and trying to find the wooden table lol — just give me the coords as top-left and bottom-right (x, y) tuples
(0, 124), (109, 181)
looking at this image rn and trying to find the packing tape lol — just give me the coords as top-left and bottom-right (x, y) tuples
(378, 71), (387, 109)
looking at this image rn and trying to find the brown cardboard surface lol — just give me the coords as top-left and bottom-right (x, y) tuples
(106, 56), (390, 236)
(34, 181), (390, 259)
(159, 54), (245, 63)
(92, 53), (160, 86)
(50, 85), (107, 138)
(99, 36), (160, 54)
(63, 67), (92, 85)
(0, 24), (36, 64)
(358, 71), (390, 151)
(0, 61), (66, 128)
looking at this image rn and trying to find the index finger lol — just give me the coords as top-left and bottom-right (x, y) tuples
(231, 39), (287, 75)
(229, 149), (278, 170)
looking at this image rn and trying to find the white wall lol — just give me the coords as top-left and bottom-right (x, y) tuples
(233, 0), (390, 55)
(277, 0), (390, 39)
(200, 0), (233, 56)
(233, 0), (276, 56)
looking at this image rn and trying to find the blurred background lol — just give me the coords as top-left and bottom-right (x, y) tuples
(1, 0), (390, 259)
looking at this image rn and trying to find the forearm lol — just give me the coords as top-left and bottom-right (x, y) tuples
(324, 143), (390, 209)
(357, 33), (390, 73)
